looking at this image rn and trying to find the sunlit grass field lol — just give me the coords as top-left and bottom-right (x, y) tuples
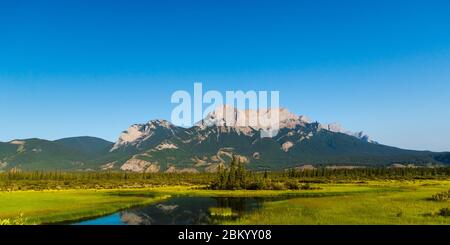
(0, 180), (449, 225)
(0, 189), (169, 224)
(225, 180), (450, 225)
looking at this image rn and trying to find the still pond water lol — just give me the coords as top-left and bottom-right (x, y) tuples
(75, 196), (283, 225)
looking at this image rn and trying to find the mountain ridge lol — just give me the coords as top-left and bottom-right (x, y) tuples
(100, 107), (446, 172)
(0, 107), (448, 172)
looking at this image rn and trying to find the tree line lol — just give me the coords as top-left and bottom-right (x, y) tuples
(1, 160), (449, 191)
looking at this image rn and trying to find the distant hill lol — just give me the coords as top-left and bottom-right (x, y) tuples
(54, 136), (113, 157)
(0, 107), (448, 172)
(434, 153), (450, 164)
(0, 137), (112, 171)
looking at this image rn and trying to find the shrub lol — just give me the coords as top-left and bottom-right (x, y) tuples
(300, 183), (314, 190)
(270, 182), (287, 190)
(247, 180), (267, 190)
(438, 208), (450, 217)
(284, 180), (300, 190)
(431, 190), (449, 202)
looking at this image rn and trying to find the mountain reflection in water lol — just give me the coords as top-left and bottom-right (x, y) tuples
(76, 196), (273, 225)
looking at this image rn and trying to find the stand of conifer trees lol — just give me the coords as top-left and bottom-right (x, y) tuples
(213, 155), (247, 190)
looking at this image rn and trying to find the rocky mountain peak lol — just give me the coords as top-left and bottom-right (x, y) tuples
(110, 106), (374, 154)
(197, 105), (311, 130)
(319, 122), (373, 143)
(110, 119), (176, 152)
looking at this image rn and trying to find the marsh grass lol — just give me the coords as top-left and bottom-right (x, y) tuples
(223, 180), (450, 225)
(438, 208), (450, 217)
(209, 207), (235, 217)
(431, 190), (449, 201)
(0, 184), (382, 224)
(1, 179), (450, 225)
(0, 213), (27, 225)
(0, 189), (170, 224)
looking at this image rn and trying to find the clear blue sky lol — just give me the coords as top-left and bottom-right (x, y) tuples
(0, 0), (449, 151)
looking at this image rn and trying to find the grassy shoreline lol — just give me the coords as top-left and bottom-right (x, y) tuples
(0, 184), (384, 225)
(1, 180), (449, 225)
(0, 189), (170, 225)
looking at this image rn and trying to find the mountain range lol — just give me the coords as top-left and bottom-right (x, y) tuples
(1, 106), (449, 172)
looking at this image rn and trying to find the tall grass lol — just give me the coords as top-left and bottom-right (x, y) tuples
(0, 213), (27, 225)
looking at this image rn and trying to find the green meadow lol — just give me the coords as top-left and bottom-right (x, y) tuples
(0, 179), (449, 225)
(225, 180), (450, 225)
(0, 190), (169, 225)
